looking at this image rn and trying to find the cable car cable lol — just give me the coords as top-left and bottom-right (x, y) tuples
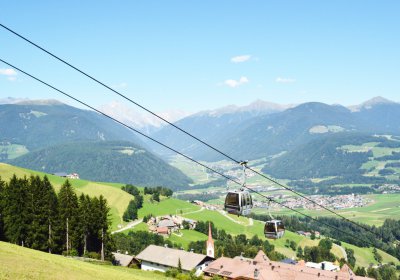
(0, 23), (376, 235)
(0, 58), (380, 248)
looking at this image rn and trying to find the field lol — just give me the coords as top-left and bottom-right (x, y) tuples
(138, 197), (200, 218)
(0, 242), (166, 280)
(341, 242), (400, 268)
(169, 155), (210, 184)
(0, 143), (29, 159)
(167, 230), (208, 249)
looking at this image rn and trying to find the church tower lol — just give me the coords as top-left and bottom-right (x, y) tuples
(206, 222), (214, 258)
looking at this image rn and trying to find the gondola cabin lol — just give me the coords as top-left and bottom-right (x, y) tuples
(224, 190), (253, 216)
(264, 220), (285, 239)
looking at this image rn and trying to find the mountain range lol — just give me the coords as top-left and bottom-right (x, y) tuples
(148, 96), (400, 161)
(1, 96), (399, 186)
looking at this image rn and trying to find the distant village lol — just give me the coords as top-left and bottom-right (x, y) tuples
(271, 193), (372, 210)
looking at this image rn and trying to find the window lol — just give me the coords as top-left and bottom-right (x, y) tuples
(225, 193), (239, 207)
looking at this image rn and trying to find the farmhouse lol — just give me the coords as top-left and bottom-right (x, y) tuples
(136, 245), (214, 276)
(203, 250), (373, 280)
(112, 252), (139, 267)
(53, 172), (80, 179)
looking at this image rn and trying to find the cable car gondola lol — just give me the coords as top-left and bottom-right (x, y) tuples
(224, 189), (253, 216)
(224, 161), (253, 216)
(264, 219), (285, 239)
(264, 199), (285, 239)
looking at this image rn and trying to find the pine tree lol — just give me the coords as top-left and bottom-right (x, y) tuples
(42, 176), (59, 254)
(97, 195), (110, 261)
(0, 177), (5, 241)
(58, 180), (79, 255)
(152, 192), (160, 202)
(78, 194), (92, 255)
(123, 200), (138, 222)
(3, 175), (30, 246)
(26, 175), (59, 252)
(26, 175), (47, 251)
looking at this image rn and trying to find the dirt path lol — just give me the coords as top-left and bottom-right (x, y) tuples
(112, 219), (143, 234)
(183, 207), (205, 215)
(334, 244), (348, 261)
(219, 210), (253, 226)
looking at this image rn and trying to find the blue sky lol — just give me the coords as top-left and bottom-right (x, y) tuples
(0, 1), (399, 112)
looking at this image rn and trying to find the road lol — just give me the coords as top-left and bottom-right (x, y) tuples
(112, 219), (143, 234)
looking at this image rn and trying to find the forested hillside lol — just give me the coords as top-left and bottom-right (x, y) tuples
(9, 141), (192, 189)
(263, 134), (376, 179)
(0, 102), (140, 153)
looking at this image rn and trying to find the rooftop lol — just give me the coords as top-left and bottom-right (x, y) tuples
(203, 250), (373, 280)
(136, 245), (213, 271)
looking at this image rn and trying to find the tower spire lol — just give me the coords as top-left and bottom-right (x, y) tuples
(206, 222), (215, 258)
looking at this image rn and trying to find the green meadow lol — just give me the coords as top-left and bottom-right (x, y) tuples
(0, 242), (167, 280)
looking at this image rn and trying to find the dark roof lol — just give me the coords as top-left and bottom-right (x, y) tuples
(281, 258), (297, 265)
(53, 172), (68, 177)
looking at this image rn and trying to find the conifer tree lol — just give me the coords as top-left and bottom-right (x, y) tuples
(58, 180), (78, 255)
(27, 175), (48, 251)
(3, 175), (30, 246)
(78, 194), (92, 255)
(97, 195), (110, 261)
(42, 176), (59, 253)
(0, 177), (5, 241)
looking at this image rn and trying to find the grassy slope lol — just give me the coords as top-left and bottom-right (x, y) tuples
(0, 242), (167, 280)
(341, 242), (399, 268)
(138, 197), (200, 218)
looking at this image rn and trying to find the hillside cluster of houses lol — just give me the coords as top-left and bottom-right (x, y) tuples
(113, 224), (373, 280)
(53, 172), (80, 179)
(114, 245), (372, 279)
(147, 215), (197, 236)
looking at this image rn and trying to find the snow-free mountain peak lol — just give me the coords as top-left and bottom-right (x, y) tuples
(349, 96), (396, 112)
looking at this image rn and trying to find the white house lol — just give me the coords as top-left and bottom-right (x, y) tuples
(136, 245), (214, 276)
(306, 261), (340, 271)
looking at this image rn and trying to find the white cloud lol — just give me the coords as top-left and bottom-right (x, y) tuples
(276, 77), (296, 83)
(0, 68), (17, 76)
(224, 76), (249, 88)
(231, 55), (251, 63)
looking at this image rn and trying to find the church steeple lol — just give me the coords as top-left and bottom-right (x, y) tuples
(206, 222), (214, 258)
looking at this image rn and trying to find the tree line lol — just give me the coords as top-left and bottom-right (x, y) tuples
(0, 175), (111, 260)
(121, 184), (144, 222)
(144, 186), (173, 197)
(250, 214), (400, 261)
(189, 221), (286, 261)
